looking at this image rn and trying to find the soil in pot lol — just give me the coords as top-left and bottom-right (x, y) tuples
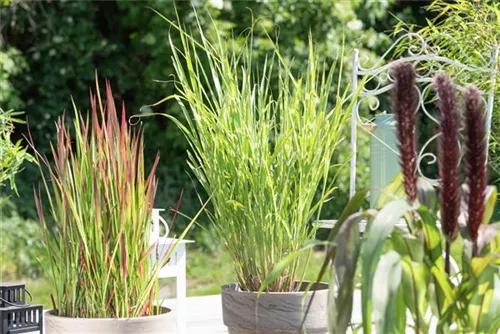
(44, 306), (176, 334)
(221, 281), (328, 334)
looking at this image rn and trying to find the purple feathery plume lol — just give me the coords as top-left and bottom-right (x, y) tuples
(434, 73), (460, 241)
(464, 86), (487, 247)
(391, 62), (419, 202)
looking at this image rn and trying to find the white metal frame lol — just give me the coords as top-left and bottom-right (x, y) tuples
(151, 208), (194, 334)
(316, 33), (498, 236)
(349, 32), (498, 196)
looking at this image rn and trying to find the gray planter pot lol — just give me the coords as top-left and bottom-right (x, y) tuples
(44, 307), (176, 334)
(221, 282), (328, 334)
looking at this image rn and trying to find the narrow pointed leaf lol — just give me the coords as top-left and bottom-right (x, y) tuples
(361, 199), (412, 334)
(372, 251), (403, 334)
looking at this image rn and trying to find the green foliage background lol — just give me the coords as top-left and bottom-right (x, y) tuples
(400, 0), (500, 178)
(0, 0), (428, 257)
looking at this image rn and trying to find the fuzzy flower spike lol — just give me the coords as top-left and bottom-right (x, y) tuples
(391, 62), (419, 202)
(434, 73), (460, 242)
(464, 86), (487, 250)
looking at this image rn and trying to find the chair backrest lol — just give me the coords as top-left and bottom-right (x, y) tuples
(151, 208), (170, 244)
(349, 32), (499, 198)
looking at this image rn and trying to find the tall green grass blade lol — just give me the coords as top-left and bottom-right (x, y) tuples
(474, 271), (500, 333)
(467, 263), (499, 332)
(481, 186), (497, 226)
(401, 258), (430, 333)
(361, 199), (411, 334)
(415, 205), (455, 321)
(329, 210), (364, 334)
(372, 251), (404, 334)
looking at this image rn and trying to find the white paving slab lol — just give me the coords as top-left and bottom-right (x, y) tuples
(163, 294), (227, 334)
(36, 291), (373, 334)
(163, 292), (364, 334)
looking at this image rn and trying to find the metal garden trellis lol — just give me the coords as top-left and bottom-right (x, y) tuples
(315, 32), (498, 232)
(349, 32), (499, 201)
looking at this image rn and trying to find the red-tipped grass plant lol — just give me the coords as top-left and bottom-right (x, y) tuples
(29, 78), (191, 318)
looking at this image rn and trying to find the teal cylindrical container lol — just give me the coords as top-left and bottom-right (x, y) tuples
(370, 113), (400, 207)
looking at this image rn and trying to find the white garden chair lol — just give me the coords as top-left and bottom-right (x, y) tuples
(151, 208), (194, 334)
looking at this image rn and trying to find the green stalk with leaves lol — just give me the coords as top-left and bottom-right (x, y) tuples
(29, 78), (196, 318)
(151, 12), (354, 292)
(311, 64), (500, 333)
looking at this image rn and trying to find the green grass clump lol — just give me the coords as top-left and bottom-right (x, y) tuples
(153, 12), (354, 292)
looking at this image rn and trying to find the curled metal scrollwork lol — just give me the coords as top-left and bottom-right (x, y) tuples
(351, 32), (497, 187)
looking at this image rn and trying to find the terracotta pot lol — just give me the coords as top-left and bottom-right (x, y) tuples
(44, 307), (175, 334)
(221, 282), (328, 334)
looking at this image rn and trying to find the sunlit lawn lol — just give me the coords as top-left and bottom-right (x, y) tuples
(22, 248), (327, 309)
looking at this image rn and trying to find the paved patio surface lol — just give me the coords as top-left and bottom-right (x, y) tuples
(36, 292), (363, 333)
(164, 294), (227, 334)
(163, 291), (364, 334)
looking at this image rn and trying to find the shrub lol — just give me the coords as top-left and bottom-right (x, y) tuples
(0, 202), (45, 281)
(1, 0), (405, 241)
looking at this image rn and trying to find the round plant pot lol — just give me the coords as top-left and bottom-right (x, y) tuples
(44, 306), (176, 334)
(221, 282), (328, 334)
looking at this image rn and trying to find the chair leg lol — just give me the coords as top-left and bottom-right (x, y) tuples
(176, 258), (187, 334)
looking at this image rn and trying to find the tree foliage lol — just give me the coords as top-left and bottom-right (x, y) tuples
(1, 0), (422, 241)
(399, 0), (500, 176)
(0, 109), (33, 194)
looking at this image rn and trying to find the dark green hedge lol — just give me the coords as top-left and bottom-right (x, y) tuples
(0, 0), (427, 244)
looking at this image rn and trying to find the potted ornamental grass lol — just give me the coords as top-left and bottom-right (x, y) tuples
(29, 79), (193, 334)
(318, 63), (500, 333)
(151, 12), (355, 334)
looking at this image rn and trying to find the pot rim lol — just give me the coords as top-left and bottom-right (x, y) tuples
(221, 280), (328, 295)
(44, 306), (172, 320)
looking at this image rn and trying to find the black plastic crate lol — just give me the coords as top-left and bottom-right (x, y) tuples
(0, 284), (43, 334)
(0, 305), (43, 334)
